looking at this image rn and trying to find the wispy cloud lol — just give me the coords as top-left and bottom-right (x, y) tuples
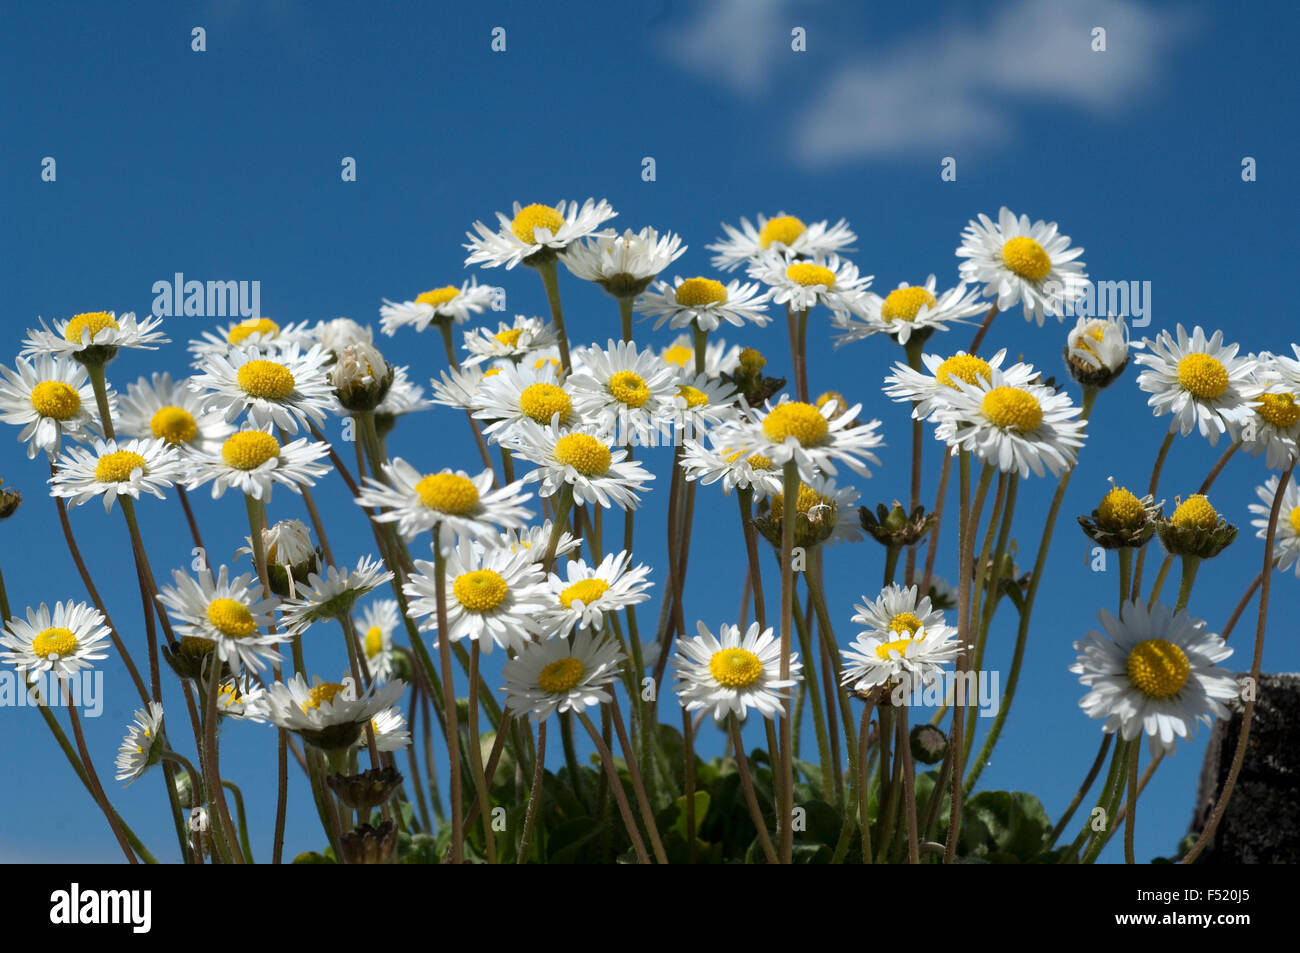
(654, 0), (807, 96)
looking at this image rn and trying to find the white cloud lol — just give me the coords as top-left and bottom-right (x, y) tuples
(655, 0), (808, 96)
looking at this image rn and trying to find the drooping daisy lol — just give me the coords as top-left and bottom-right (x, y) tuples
(1134, 325), (1256, 447)
(732, 396), (884, 481)
(354, 460), (533, 542)
(502, 628), (626, 722)
(708, 212), (856, 273)
(379, 277), (500, 336)
(465, 199), (617, 270)
(659, 334), (743, 380)
(933, 368), (1087, 478)
(1237, 352), (1300, 469)
(539, 550), (653, 638)
(237, 518), (317, 574)
(261, 673), (407, 752)
(503, 419), (655, 510)
(22, 311), (168, 361)
(187, 317), (313, 363)
(560, 226), (687, 298)
(156, 565), (285, 674)
(955, 206), (1088, 325)
(187, 427), (331, 501)
(841, 585), (961, 696)
(404, 537), (549, 654)
(751, 253), (873, 319)
(278, 556), (394, 634)
(356, 599), (401, 683)
(190, 342), (334, 435)
(1071, 599), (1238, 756)
(50, 437), (186, 513)
(568, 339), (680, 445)
(462, 316), (556, 367)
(679, 427), (785, 500)
(0, 354), (100, 459)
(883, 349), (1018, 422)
(472, 359), (577, 439)
(1249, 475), (1300, 575)
(636, 274), (771, 332)
(832, 276), (985, 347)
(1, 601), (112, 683)
(674, 621), (802, 722)
(114, 701), (166, 785)
(116, 371), (234, 456)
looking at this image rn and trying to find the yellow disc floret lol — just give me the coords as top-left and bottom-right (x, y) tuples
(518, 382), (573, 424)
(302, 681), (347, 711)
(33, 627), (78, 659)
(1255, 392), (1300, 429)
(206, 598), (257, 638)
(494, 328), (526, 348)
(762, 402), (829, 446)
(935, 354), (993, 389)
(150, 406), (198, 445)
(236, 360), (296, 401)
(674, 277), (728, 307)
(63, 312), (119, 343)
(677, 385), (708, 409)
(875, 637), (914, 660)
(1170, 494), (1218, 530)
(29, 381), (82, 420)
(739, 347), (766, 371)
(1289, 506), (1300, 536)
(559, 578), (610, 609)
(757, 215), (806, 249)
(981, 386), (1043, 432)
(881, 286), (938, 323)
(227, 318), (279, 345)
(414, 473), (480, 514)
(888, 612), (923, 636)
(554, 433), (612, 476)
(607, 371), (650, 408)
(222, 431), (281, 470)
(537, 657), (586, 694)
(1176, 353), (1229, 400)
(453, 569), (509, 612)
(416, 286), (461, 309)
(364, 626), (384, 658)
(709, 647), (763, 688)
(1096, 485), (1146, 531)
(1000, 236), (1052, 282)
(785, 263), (836, 288)
(662, 345), (693, 367)
(511, 204), (566, 244)
(94, 450), (147, 483)
(1125, 638), (1190, 699)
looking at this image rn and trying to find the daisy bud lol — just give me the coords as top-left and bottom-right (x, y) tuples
(243, 518), (320, 598)
(339, 820), (399, 865)
(1065, 316), (1130, 389)
(0, 480), (21, 519)
(910, 723), (948, 765)
(859, 501), (933, 549)
(1156, 493), (1237, 559)
(1078, 478), (1161, 549)
(315, 317), (373, 355)
(332, 341), (394, 412)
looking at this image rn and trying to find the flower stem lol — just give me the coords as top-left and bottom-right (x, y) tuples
(517, 720), (547, 863)
(1124, 742), (1140, 864)
(576, 710), (651, 864)
(1174, 557), (1200, 612)
(432, 524), (464, 863)
(1132, 429), (1176, 594)
(777, 460), (799, 863)
(536, 258), (573, 374)
(729, 714), (779, 863)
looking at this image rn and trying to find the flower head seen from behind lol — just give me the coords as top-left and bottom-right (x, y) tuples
(674, 621), (801, 722)
(115, 702), (165, 785)
(502, 628), (626, 722)
(561, 226), (686, 298)
(262, 673), (407, 752)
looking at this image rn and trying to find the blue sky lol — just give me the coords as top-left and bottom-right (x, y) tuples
(1, 0), (1297, 862)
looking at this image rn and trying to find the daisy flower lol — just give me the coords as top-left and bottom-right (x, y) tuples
(379, 277), (500, 335)
(462, 316), (556, 367)
(674, 621), (802, 722)
(50, 437), (186, 513)
(115, 702), (165, 784)
(0, 353), (100, 459)
(1070, 600), (1237, 756)
(187, 427), (331, 501)
(659, 334), (742, 380)
(568, 339), (680, 445)
(217, 676), (268, 721)
(238, 518), (317, 573)
(636, 274), (770, 332)
(1134, 325), (1256, 447)
(473, 359), (577, 439)
(262, 673), (407, 752)
(732, 396), (884, 481)
(883, 349), (1017, 422)
(759, 472), (863, 547)
(189, 342), (334, 435)
(667, 371), (741, 437)
(1249, 475), (1300, 575)
(156, 565), (285, 674)
(751, 253), (872, 319)
(933, 368), (1086, 478)
(116, 371), (234, 455)
(707, 212), (856, 273)
(375, 365), (433, 420)
(187, 318), (313, 363)
(495, 520), (583, 564)
(278, 555), (394, 634)
(504, 418), (655, 510)
(955, 206), (1088, 324)
(832, 276), (985, 347)
(311, 317), (374, 355)
(360, 706), (411, 752)
(502, 628), (626, 722)
(429, 365), (491, 412)
(561, 226), (687, 298)
(1, 601), (111, 683)
(356, 599), (401, 683)
(404, 537), (549, 654)
(464, 199), (617, 270)
(539, 550), (653, 638)
(679, 427), (785, 500)
(354, 460), (533, 542)
(841, 585), (961, 696)
(22, 311), (168, 361)
(1237, 351), (1300, 469)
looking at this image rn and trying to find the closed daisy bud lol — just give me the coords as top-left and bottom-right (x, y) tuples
(332, 341), (394, 412)
(0, 480), (20, 519)
(1065, 316), (1129, 389)
(1156, 493), (1237, 559)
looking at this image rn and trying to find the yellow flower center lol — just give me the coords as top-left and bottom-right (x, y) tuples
(1072, 321), (1108, 356)
(815, 391), (847, 414)
(1125, 638), (1190, 699)
(1255, 392), (1300, 429)
(302, 681), (347, 711)
(785, 263), (836, 288)
(935, 354), (993, 389)
(674, 277), (728, 307)
(227, 318), (280, 345)
(414, 473), (480, 514)
(236, 360), (296, 401)
(453, 569), (509, 612)
(607, 371), (650, 408)
(417, 286), (461, 308)
(537, 657), (586, 694)
(510, 204), (566, 244)
(881, 286), (938, 323)
(207, 598), (257, 638)
(481, 368), (502, 378)
(29, 381), (82, 420)
(63, 312), (119, 343)
(769, 484), (828, 523)
(1097, 486), (1146, 531)
(757, 215), (806, 249)
(981, 386), (1043, 431)
(677, 385), (708, 409)
(708, 647), (763, 688)
(494, 328), (526, 348)
(724, 449), (771, 470)
(518, 382), (573, 425)
(762, 402), (828, 445)
(150, 406), (198, 445)
(180, 635), (217, 656)
(888, 612), (923, 635)
(1176, 353), (1229, 400)
(875, 637), (914, 660)
(739, 347), (766, 371)
(221, 431), (281, 470)
(662, 345), (694, 367)
(559, 578), (610, 609)
(364, 626), (384, 658)
(94, 450), (147, 483)
(1170, 494), (1218, 530)
(554, 433), (612, 476)
(32, 627), (78, 659)
(1000, 236), (1052, 282)
(534, 357), (561, 372)
(1289, 506), (1300, 536)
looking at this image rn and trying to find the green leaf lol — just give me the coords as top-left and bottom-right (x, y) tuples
(960, 790), (1052, 861)
(291, 850), (334, 864)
